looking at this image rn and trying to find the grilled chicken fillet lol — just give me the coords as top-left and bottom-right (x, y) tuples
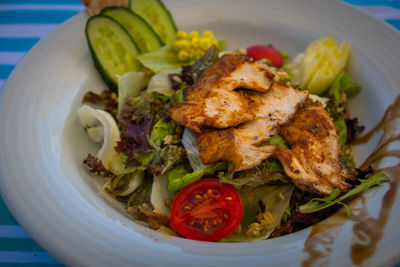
(198, 83), (308, 172)
(275, 106), (355, 195)
(168, 53), (276, 132)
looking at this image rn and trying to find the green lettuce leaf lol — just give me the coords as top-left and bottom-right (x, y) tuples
(345, 82), (362, 97)
(279, 49), (290, 66)
(109, 152), (154, 175)
(110, 170), (145, 197)
(149, 119), (175, 148)
(117, 72), (149, 119)
(328, 73), (362, 105)
(329, 73), (351, 104)
(173, 84), (188, 103)
(166, 161), (226, 192)
(334, 116), (347, 147)
(138, 45), (188, 73)
(167, 163), (203, 192)
(299, 171), (389, 215)
(220, 158), (287, 189)
(264, 135), (289, 149)
(333, 116), (356, 168)
(127, 176), (152, 207)
(105, 152), (154, 197)
(159, 145), (186, 175)
(203, 161), (227, 175)
(341, 153), (356, 169)
(223, 184), (294, 242)
(146, 71), (175, 97)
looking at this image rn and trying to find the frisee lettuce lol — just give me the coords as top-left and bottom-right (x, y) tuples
(299, 171), (388, 215)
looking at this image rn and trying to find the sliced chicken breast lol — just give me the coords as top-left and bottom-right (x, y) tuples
(198, 83), (308, 172)
(168, 53), (276, 132)
(275, 106), (355, 195)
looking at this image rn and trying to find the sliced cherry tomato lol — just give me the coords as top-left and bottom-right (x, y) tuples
(170, 178), (243, 241)
(246, 45), (283, 68)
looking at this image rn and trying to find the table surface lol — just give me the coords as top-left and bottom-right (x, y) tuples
(0, 0), (400, 266)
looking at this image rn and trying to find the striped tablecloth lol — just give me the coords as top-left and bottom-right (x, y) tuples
(0, 0), (399, 265)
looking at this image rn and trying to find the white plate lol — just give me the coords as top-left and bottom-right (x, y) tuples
(1, 0), (400, 266)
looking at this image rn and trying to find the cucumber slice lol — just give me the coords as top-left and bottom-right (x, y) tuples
(86, 15), (141, 92)
(129, 0), (177, 45)
(101, 7), (162, 53)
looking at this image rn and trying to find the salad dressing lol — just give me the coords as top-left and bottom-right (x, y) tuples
(302, 208), (348, 267)
(302, 95), (400, 266)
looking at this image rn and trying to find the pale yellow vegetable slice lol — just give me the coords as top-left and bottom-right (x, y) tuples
(287, 35), (351, 95)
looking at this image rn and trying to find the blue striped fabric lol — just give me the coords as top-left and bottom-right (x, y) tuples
(0, 10), (79, 24)
(0, 0), (399, 265)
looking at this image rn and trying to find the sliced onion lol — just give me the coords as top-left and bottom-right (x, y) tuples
(78, 104), (120, 169)
(151, 174), (174, 217)
(182, 127), (205, 171)
(117, 170), (145, 197)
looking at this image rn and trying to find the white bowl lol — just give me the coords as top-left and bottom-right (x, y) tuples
(0, 0), (400, 266)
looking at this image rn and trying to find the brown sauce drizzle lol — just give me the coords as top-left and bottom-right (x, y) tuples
(302, 95), (400, 267)
(302, 209), (348, 267)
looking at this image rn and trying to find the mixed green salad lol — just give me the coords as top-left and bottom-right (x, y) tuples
(79, 0), (387, 242)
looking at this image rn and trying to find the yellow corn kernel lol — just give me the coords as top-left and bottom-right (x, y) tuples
(178, 50), (189, 61)
(173, 40), (184, 51)
(180, 39), (190, 50)
(211, 39), (219, 47)
(195, 49), (204, 58)
(238, 48), (247, 55)
(189, 31), (199, 39)
(176, 30), (187, 40)
(199, 37), (211, 50)
(190, 37), (200, 48)
(203, 31), (214, 39)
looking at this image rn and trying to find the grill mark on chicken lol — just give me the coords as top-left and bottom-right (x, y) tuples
(168, 53), (276, 133)
(198, 84), (308, 172)
(275, 106), (355, 195)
